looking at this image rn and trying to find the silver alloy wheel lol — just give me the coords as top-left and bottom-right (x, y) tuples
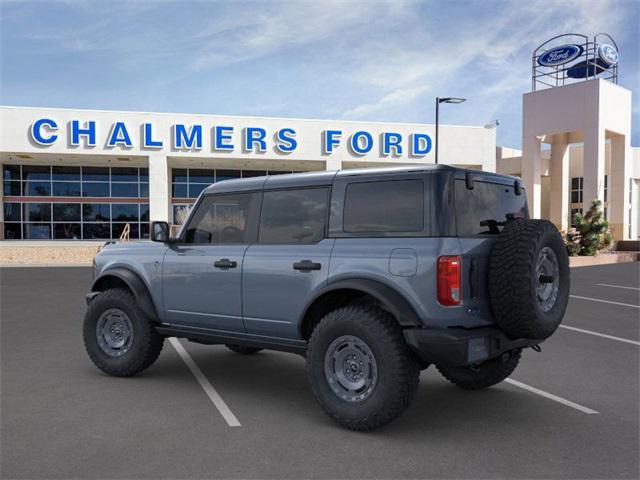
(536, 246), (560, 312)
(324, 335), (378, 402)
(96, 308), (134, 357)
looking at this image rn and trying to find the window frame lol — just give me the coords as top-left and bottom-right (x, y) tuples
(176, 191), (261, 246)
(257, 186), (331, 245)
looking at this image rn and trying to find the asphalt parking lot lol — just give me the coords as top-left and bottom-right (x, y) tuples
(1, 263), (638, 479)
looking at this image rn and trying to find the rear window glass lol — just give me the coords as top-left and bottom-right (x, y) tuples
(343, 180), (424, 233)
(455, 180), (528, 236)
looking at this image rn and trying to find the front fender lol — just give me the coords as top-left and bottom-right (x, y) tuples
(90, 267), (159, 321)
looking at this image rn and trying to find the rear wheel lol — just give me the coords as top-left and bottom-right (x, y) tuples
(307, 305), (419, 431)
(437, 349), (521, 390)
(225, 344), (262, 355)
(83, 288), (164, 377)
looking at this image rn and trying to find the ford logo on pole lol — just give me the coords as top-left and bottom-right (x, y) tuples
(598, 44), (618, 66)
(537, 44), (583, 67)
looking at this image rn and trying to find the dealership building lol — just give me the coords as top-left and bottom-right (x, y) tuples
(0, 106), (496, 241)
(0, 34), (638, 244)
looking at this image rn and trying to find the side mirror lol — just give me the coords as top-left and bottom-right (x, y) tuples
(151, 221), (171, 242)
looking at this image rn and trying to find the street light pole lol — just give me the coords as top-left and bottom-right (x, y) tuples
(435, 97), (440, 164)
(434, 96), (467, 165)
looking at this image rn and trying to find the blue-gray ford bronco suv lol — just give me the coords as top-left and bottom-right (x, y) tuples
(84, 166), (570, 430)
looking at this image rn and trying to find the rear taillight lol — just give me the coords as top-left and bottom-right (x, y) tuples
(438, 256), (461, 306)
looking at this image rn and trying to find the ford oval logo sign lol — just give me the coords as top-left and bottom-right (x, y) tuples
(598, 44), (618, 66)
(538, 44), (583, 67)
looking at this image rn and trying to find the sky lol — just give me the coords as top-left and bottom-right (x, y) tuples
(1, 0), (638, 149)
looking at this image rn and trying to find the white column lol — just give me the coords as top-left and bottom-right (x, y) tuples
(582, 126), (605, 211)
(522, 135), (543, 218)
(549, 134), (570, 231)
(325, 158), (342, 171)
(609, 134), (631, 240)
(148, 153), (170, 223)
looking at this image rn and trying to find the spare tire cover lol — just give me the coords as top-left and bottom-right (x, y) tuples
(488, 219), (570, 340)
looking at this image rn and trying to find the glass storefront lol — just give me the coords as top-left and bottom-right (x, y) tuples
(2, 164), (149, 239)
(170, 168), (299, 225)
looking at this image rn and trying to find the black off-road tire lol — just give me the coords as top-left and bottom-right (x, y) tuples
(225, 344), (263, 355)
(436, 349), (521, 390)
(307, 305), (419, 431)
(83, 288), (164, 377)
(489, 219), (570, 340)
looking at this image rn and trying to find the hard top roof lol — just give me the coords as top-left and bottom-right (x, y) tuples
(203, 165), (519, 194)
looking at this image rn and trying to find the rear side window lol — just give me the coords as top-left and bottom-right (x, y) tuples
(455, 180), (528, 236)
(259, 188), (329, 244)
(343, 179), (424, 233)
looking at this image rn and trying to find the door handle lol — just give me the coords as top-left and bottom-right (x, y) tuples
(214, 258), (237, 269)
(293, 260), (321, 271)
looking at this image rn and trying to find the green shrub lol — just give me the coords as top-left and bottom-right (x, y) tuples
(564, 199), (613, 256)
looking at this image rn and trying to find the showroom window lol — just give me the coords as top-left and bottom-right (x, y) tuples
(570, 177), (583, 203)
(2, 164), (149, 240)
(171, 168), (300, 225)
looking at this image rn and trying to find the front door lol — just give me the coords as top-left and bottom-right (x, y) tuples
(162, 192), (260, 332)
(242, 187), (333, 339)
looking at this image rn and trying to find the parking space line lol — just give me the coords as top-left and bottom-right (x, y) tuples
(560, 325), (640, 346)
(505, 378), (599, 415)
(570, 295), (640, 309)
(169, 338), (241, 427)
(595, 283), (640, 291)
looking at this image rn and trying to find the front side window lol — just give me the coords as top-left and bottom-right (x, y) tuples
(259, 188), (329, 244)
(343, 180), (424, 233)
(184, 193), (258, 244)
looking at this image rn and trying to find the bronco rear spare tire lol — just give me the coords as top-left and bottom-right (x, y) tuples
(488, 219), (570, 340)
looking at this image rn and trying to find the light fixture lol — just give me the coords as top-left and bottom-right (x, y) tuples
(435, 96), (467, 164)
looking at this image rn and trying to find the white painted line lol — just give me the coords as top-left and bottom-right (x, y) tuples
(560, 324), (640, 346)
(169, 338), (241, 427)
(570, 294), (640, 309)
(596, 283), (640, 291)
(505, 378), (599, 415)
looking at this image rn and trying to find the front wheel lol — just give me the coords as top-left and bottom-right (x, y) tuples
(83, 288), (164, 377)
(436, 349), (521, 390)
(307, 305), (419, 431)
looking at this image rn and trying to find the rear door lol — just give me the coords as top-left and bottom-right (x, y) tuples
(242, 186), (333, 339)
(162, 192), (260, 332)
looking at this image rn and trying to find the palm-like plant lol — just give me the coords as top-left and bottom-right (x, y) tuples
(565, 199), (613, 256)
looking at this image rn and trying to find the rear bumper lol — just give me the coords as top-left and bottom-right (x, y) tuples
(403, 326), (542, 367)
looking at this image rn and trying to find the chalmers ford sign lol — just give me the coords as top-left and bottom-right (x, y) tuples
(29, 118), (433, 157)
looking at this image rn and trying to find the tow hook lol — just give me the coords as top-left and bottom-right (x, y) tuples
(530, 344), (542, 353)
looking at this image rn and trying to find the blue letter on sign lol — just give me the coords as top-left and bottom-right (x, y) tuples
(71, 120), (96, 146)
(275, 128), (297, 153)
(143, 123), (163, 148)
(107, 122), (132, 147)
(245, 127), (267, 152)
(174, 124), (203, 149)
(323, 130), (342, 154)
(411, 133), (432, 156)
(383, 132), (403, 155)
(30, 118), (58, 145)
(214, 126), (234, 151)
(350, 131), (373, 155)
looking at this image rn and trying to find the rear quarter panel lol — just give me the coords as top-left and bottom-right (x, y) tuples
(328, 237), (495, 329)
